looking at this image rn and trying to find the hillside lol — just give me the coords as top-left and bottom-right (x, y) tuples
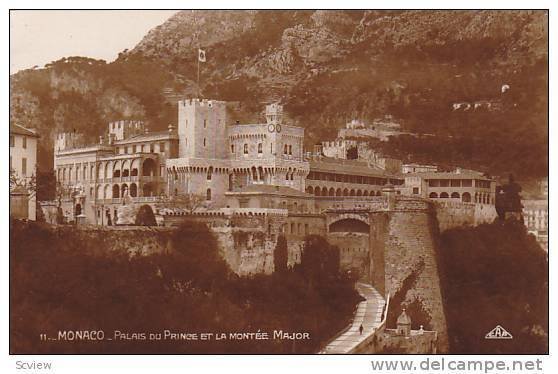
(10, 10), (548, 179)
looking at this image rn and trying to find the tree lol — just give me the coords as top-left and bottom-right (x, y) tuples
(496, 174), (523, 220)
(168, 220), (231, 289)
(53, 181), (72, 224)
(299, 235), (340, 280)
(135, 205), (157, 226)
(10, 169), (36, 199)
(156, 192), (207, 214)
(274, 234), (288, 273)
(438, 221), (548, 354)
(35, 170), (56, 201)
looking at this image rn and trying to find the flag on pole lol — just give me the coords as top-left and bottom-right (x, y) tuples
(198, 49), (206, 62)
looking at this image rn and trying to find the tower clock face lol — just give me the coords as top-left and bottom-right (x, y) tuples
(275, 124), (282, 133)
(268, 124), (275, 133)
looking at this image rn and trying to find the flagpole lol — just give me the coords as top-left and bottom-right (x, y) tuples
(197, 52), (200, 98)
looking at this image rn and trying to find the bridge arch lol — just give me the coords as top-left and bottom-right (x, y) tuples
(328, 214), (370, 233)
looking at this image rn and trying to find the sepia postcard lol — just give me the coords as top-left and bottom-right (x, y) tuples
(8, 9), (548, 362)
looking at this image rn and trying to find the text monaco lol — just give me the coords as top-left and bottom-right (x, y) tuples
(55, 330), (310, 341)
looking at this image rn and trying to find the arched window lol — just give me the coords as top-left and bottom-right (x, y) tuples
(231, 144), (235, 154)
(429, 192), (438, 198)
(244, 144), (248, 154)
(284, 144), (288, 154)
(121, 184), (128, 197)
(130, 183), (138, 197)
(206, 188), (211, 201)
(258, 143), (263, 154)
(142, 159), (156, 177)
(451, 192), (460, 199)
(203, 138), (206, 147)
(207, 166), (213, 180)
(462, 192), (471, 203)
(288, 145), (292, 155)
(112, 184), (120, 199)
(440, 192), (449, 198)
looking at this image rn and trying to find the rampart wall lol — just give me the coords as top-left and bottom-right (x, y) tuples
(370, 198), (449, 352)
(435, 201), (498, 231)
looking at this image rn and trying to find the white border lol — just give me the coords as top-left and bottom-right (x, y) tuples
(2, 2), (555, 374)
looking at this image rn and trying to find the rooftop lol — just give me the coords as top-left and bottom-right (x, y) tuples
(114, 130), (178, 144)
(406, 170), (490, 180)
(227, 184), (309, 197)
(10, 123), (39, 138)
(309, 157), (399, 178)
(397, 309), (412, 325)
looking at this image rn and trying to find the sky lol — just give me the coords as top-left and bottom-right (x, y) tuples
(10, 10), (178, 73)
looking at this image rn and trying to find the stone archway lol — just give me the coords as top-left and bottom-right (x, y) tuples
(329, 218), (370, 233)
(142, 158), (157, 177)
(327, 215), (371, 282)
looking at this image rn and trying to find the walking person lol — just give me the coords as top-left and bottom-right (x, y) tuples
(359, 324), (364, 335)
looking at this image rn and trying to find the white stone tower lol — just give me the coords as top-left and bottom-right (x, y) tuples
(265, 103), (283, 125)
(177, 98), (228, 159)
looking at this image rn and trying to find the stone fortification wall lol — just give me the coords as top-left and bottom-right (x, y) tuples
(46, 225), (174, 256)
(435, 201), (498, 231)
(435, 201), (476, 231)
(372, 197), (449, 352)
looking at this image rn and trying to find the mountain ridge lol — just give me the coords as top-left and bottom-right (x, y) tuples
(9, 10), (548, 180)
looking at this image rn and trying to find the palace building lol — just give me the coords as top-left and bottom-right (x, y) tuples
(54, 120), (178, 224)
(53, 98), (496, 225)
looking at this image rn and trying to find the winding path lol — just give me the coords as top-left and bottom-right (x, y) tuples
(320, 282), (385, 354)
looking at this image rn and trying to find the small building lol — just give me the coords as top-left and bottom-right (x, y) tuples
(401, 163), (438, 174)
(396, 309), (412, 337)
(402, 168), (496, 205)
(522, 199), (548, 251)
(10, 123), (39, 220)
